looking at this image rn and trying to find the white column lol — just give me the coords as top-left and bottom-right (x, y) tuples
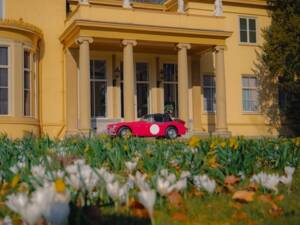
(77, 37), (93, 134)
(122, 40), (137, 121)
(177, 43), (191, 126)
(177, 0), (185, 13)
(214, 45), (230, 136)
(214, 0), (223, 16)
(123, 0), (132, 8)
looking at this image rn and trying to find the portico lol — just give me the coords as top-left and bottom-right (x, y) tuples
(60, 1), (232, 136)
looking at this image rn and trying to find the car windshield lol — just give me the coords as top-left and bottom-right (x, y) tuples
(141, 114), (154, 122)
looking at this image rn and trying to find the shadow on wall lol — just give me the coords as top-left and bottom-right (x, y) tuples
(253, 50), (300, 137)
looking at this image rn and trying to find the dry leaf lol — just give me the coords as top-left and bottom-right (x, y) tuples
(172, 212), (188, 221)
(225, 175), (240, 185)
(225, 184), (236, 193)
(233, 191), (255, 203)
(129, 199), (149, 218)
(245, 183), (259, 192)
(230, 202), (243, 209)
(232, 211), (248, 220)
(275, 195), (284, 202)
(190, 188), (205, 198)
(168, 192), (184, 209)
(258, 195), (274, 205)
(269, 205), (283, 218)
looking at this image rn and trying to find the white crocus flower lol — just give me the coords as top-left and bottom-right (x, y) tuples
(193, 175), (216, 194)
(166, 174), (177, 184)
(280, 166), (295, 192)
(156, 177), (171, 196)
(173, 178), (187, 192)
(125, 161), (137, 173)
(134, 171), (150, 191)
(106, 181), (128, 205)
(6, 193), (29, 215)
(251, 172), (280, 193)
(180, 171), (191, 179)
(285, 166), (295, 176)
(160, 169), (169, 177)
(138, 189), (156, 225)
(2, 216), (13, 225)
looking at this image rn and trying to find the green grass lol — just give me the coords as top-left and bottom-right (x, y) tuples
(75, 168), (300, 225)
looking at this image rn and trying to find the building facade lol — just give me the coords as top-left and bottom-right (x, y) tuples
(0, 0), (275, 138)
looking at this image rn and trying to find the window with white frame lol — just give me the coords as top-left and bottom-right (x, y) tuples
(0, 47), (8, 115)
(242, 76), (259, 112)
(203, 75), (216, 112)
(163, 63), (178, 117)
(0, 0), (3, 20)
(24, 50), (31, 116)
(136, 62), (149, 118)
(239, 17), (257, 44)
(90, 60), (107, 118)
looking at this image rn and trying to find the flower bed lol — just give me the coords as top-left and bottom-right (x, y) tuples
(0, 135), (300, 225)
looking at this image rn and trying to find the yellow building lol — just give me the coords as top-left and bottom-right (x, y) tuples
(0, 0), (275, 138)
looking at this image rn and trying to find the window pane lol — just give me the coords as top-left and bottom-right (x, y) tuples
(24, 51), (30, 69)
(137, 83), (149, 118)
(0, 88), (8, 114)
(94, 60), (106, 79)
(249, 19), (256, 31)
(164, 83), (178, 117)
(24, 90), (30, 116)
(203, 76), (216, 112)
(242, 77), (249, 87)
(0, 47), (8, 66)
(90, 61), (94, 79)
(0, 68), (8, 86)
(240, 31), (248, 43)
(121, 82), (124, 118)
(90, 82), (95, 117)
(24, 71), (30, 89)
(163, 64), (177, 82)
(94, 81), (106, 117)
(136, 63), (148, 81)
(240, 18), (247, 30)
(249, 31), (257, 43)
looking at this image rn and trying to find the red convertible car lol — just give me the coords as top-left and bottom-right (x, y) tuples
(107, 113), (187, 139)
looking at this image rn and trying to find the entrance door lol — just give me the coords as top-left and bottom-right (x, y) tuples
(136, 62), (149, 118)
(163, 63), (178, 117)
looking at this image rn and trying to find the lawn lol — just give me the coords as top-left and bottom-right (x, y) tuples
(0, 135), (299, 225)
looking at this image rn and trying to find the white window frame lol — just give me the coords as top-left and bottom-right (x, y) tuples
(23, 48), (32, 117)
(241, 75), (259, 113)
(135, 61), (150, 118)
(0, 45), (10, 116)
(0, 0), (5, 20)
(239, 16), (258, 45)
(202, 74), (216, 113)
(90, 59), (107, 118)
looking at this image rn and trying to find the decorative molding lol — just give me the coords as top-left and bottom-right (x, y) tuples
(121, 39), (137, 46)
(177, 43), (191, 50)
(79, 0), (89, 5)
(76, 36), (94, 45)
(0, 19), (43, 38)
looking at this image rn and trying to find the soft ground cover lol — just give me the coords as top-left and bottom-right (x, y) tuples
(0, 135), (300, 225)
